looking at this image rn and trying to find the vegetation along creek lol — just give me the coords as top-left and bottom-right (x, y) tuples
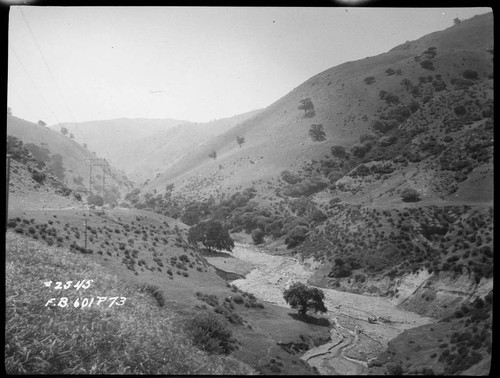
(206, 242), (434, 375)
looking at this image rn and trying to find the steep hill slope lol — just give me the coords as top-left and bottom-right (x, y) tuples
(55, 110), (261, 183)
(7, 134), (81, 210)
(6, 207), (330, 375)
(7, 115), (134, 200)
(139, 12), (493, 203)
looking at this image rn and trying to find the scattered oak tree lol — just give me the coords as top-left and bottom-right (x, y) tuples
(283, 282), (327, 317)
(60, 126), (68, 135)
(181, 204), (201, 226)
(236, 136), (245, 147)
(38, 120), (47, 127)
(188, 219), (234, 252)
(208, 150), (217, 160)
(298, 98), (315, 118)
(251, 228), (265, 245)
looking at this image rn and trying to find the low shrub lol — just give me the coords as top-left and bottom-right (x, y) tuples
(364, 76), (375, 85)
(251, 228), (265, 245)
(462, 69), (479, 80)
(309, 124), (327, 142)
(139, 284), (166, 307)
(185, 311), (235, 355)
(31, 170), (46, 183)
(285, 226), (308, 248)
(330, 145), (346, 158)
(280, 170), (302, 185)
(401, 188), (421, 202)
(420, 60), (435, 70)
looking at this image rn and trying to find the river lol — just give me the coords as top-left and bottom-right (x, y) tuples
(209, 243), (435, 375)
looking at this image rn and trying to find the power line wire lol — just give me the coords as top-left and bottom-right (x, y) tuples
(9, 45), (61, 124)
(19, 8), (78, 126)
(8, 86), (37, 119)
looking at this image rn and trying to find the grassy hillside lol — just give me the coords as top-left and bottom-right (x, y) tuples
(367, 294), (492, 375)
(7, 115), (134, 200)
(6, 207), (330, 375)
(117, 15), (493, 375)
(5, 232), (254, 375)
(138, 12), (492, 201)
(55, 110), (261, 183)
(124, 14), (493, 287)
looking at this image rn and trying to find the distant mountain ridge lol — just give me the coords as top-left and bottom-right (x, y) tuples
(54, 110), (262, 183)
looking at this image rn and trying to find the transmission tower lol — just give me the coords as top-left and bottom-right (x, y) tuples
(84, 158), (110, 196)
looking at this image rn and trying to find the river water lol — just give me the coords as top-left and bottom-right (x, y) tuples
(222, 243), (435, 375)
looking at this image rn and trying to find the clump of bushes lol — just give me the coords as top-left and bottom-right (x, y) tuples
(351, 143), (368, 158)
(327, 171), (343, 183)
(185, 311), (236, 355)
(309, 124), (327, 142)
(379, 90), (400, 105)
(451, 77), (474, 89)
(329, 257), (352, 278)
(420, 60), (435, 70)
(372, 119), (399, 134)
(462, 69), (479, 80)
(281, 177), (329, 197)
(139, 284), (166, 307)
(378, 135), (398, 147)
(401, 188), (421, 202)
(285, 225), (309, 248)
(280, 170), (302, 185)
(31, 170), (46, 184)
(364, 76), (375, 85)
(251, 228), (265, 245)
(454, 105), (466, 116)
(330, 145), (346, 158)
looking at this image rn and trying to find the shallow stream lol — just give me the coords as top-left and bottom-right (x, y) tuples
(216, 243), (435, 375)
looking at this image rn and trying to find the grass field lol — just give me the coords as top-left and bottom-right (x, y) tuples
(5, 206), (332, 375)
(5, 232), (255, 375)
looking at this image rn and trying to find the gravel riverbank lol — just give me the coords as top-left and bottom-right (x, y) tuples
(217, 243), (435, 375)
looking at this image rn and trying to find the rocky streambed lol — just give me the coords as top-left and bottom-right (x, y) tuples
(207, 243), (435, 375)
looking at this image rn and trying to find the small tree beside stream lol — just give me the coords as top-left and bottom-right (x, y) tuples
(283, 282), (327, 317)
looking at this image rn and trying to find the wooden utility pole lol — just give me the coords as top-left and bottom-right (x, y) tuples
(84, 218), (88, 251)
(6, 155), (11, 232)
(89, 163), (93, 195)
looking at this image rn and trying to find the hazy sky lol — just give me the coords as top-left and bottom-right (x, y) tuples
(8, 6), (491, 125)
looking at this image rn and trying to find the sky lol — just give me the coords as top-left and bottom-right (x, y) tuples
(7, 6), (491, 125)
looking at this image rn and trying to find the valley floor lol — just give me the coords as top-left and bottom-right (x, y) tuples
(207, 242), (435, 375)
